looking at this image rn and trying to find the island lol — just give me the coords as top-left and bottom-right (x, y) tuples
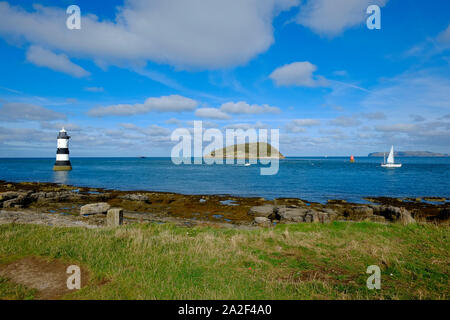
(205, 142), (285, 159)
(368, 151), (449, 157)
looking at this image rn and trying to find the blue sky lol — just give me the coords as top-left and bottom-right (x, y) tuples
(0, 0), (449, 157)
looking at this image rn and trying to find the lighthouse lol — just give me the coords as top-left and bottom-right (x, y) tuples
(53, 128), (72, 171)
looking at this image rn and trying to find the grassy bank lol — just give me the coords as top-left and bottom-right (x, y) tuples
(0, 221), (448, 300)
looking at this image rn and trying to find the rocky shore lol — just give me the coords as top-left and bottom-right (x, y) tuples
(0, 180), (448, 229)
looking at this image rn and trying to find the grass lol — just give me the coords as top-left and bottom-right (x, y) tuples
(0, 277), (36, 300)
(0, 221), (448, 300)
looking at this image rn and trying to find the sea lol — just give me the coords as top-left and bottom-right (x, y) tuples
(0, 157), (449, 203)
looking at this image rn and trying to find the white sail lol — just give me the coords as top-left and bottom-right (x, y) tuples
(387, 145), (394, 164)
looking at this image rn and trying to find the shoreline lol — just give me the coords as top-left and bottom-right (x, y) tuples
(0, 180), (448, 228)
(1, 177), (449, 205)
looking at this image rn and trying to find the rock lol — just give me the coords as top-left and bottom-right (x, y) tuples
(118, 194), (149, 201)
(343, 206), (375, 221)
(322, 208), (338, 221)
(352, 206), (374, 216)
(304, 211), (319, 223)
(107, 208), (123, 227)
(1, 193), (32, 208)
(254, 216), (271, 226)
(80, 202), (111, 215)
(317, 211), (332, 223)
(275, 206), (318, 223)
(398, 210), (416, 225)
(380, 206), (415, 225)
(0, 191), (22, 202)
(368, 204), (382, 215)
(249, 205), (275, 218)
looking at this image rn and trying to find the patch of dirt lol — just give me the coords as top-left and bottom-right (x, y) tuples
(0, 256), (89, 300)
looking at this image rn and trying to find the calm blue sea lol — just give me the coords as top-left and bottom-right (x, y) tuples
(0, 157), (449, 203)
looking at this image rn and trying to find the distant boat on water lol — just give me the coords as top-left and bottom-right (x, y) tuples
(381, 146), (402, 168)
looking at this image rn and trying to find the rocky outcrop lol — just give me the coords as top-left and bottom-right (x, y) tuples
(344, 206), (375, 221)
(0, 190), (84, 209)
(0, 191), (33, 209)
(80, 203), (111, 215)
(1, 181), (446, 228)
(253, 216), (271, 226)
(118, 194), (149, 202)
(273, 206), (337, 224)
(379, 206), (415, 225)
(0, 210), (99, 228)
(249, 205), (275, 218)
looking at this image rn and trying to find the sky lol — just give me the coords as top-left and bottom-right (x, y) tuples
(0, 0), (449, 157)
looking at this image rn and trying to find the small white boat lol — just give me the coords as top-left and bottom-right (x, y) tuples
(381, 145), (402, 168)
(244, 163), (251, 167)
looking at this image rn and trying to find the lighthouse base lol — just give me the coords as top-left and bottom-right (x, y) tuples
(53, 165), (72, 171)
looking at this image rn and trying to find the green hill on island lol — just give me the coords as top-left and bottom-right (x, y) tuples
(368, 151), (449, 157)
(206, 142), (285, 159)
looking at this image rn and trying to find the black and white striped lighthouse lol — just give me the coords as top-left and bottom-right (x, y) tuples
(53, 128), (72, 171)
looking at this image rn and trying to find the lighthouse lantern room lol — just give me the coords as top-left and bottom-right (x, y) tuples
(53, 128), (72, 171)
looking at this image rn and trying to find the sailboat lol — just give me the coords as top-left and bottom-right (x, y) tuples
(381, 145), (402, 168)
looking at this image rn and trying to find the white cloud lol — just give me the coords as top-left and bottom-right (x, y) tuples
(0, 126), (53, 144)
(403, 24), (450, 58)
(220, 101), (280, 114)
(119, 123), (171, 137)
(437, 24), (450, 46)
(0, 0), (299, 70)
(165, 118), (182, 125)
(141, 125), (172, 137)
(26, 46), (90, 78)
(361, 112), (386, 120)
(185, 120), (219, 128)
(290, 119), (321, 126)
(362, 70), (450, 114)
(0, 102), (66, 122)
(410, 114), (426, 122)
(296, 0), (388, 37)
(329, 116), (361, 127)
(88, 95), (198, 117)
(285, 119), (320, 133)
(224, 121), (268, 130)
(40, 121), (81, 131)
(195, 108), (231, 120)
(375, 123), (418, 133)
(269, 61), (328, 87)
(119, 123), (139, 130)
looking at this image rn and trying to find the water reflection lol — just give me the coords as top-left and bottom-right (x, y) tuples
(53, 171), (69, 184)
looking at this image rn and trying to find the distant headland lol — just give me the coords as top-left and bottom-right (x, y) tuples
(368, 151), (449, 157)
(206, 142), (285, 159)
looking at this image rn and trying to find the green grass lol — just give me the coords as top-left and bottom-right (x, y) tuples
(0, 221), (448, 300)
(0, 277), (36, 300)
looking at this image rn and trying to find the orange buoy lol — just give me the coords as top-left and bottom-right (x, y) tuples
(350, 155), (355, 163)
